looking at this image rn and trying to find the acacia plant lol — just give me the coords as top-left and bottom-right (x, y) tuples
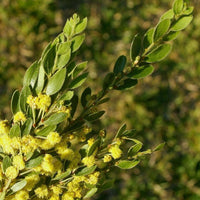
(0, 0), (193, 199)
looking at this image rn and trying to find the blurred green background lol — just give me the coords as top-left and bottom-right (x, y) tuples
(1, 0), (200, 199)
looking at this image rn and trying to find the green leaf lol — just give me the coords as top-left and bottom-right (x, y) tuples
(26, 156), (43, 168)
(59, 91), (74, 101)
(36, 64), (45, 94)
(103, 72), (115, 90)
(83, 188), (98, 199)
(22, 118), (33, 136)
(173, 0), (184, 15)
(128, 143), (143, 157)
(130, 34), (142, 61)
(44, 112), (67, 126)
(145, 44), (172, 63)
(160, 9), (174, 20)
(163, 31), (180, 41)
(23, 61), (39, 88)
(121, 129), (136, 137)
(35, 125), (56, 137)
(99, 180), (114, 191)
(182, 7), (194, 15)
(11, 90), (20, 114)
(46, 68), (66, 95)
(67, 62), (76, 76)
(116, 160), (140, 169)
(73, 61), (88, 78)
(11, 180), (27, 193)
(153, 19), (171, 42)
(76, 165), (97, 176)
(75, 17), (88, 34)
(2, 156), (12, 173)
(153, 142), (166, 152)
(113, 55), (126, 74)
(56, 50), (71, 69)
(69, 72), (88, 89)
(116, 79), (138, 90)
(116, 123), (127, 138)
(81, 87), (91, 107)
(88, 139), (100, 156)
(20, 86), (31, 112)
(71, 34), (85, 53)
(63, 20), (73, 38)
(171, 16), (193, 31)
(127, 65), (154, 79)
(71, 94), (79, 118)
(42, 44), (56, 74)
(10, 124), (21, 138)
(84, 111), (105, 122)
(41, 42), (52, 59)
(52, 169), (71, 181)
(143, 28), (154, 49)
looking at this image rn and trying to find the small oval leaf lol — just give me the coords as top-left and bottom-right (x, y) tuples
(116, 160), (140, 169)
(113, 55), (126, 74)
(44, 112), (67, 126)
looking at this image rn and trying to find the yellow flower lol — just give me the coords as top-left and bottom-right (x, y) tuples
(82, 156), (96, 167)
(62, 192), (74, 200)
(5, 166), (18, 179)
(86, 171), (100, 185)
(25, 174), (40, 191)
(88, 138), (95, 147)
(47, 132), (61, 145)
(35, 93), (51, 111)
(27, 95), (37, 108)
(15, 190), (29, 200)
(0, 120), (10, 135)
(13, 111), (26, 123)
(56, 146), (74, 160)
(51, 185), (62, 195)
(13, 155), (25, 170)
(103, 155), (112, 163)
(49, 194), (60, 200)
(108, 145), (122, 159)
(34, 185), (48, 198)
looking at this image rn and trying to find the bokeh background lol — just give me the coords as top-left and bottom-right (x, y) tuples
(1, 0), (200, 199)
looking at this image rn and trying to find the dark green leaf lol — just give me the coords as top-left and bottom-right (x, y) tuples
(52, 169), (71, 180)
(71, 94), (79, 118)
(26, 156), (43, 168)
(23, 61), (39, 88)
(88, 139), (100, 156)
(116, 79), (138, 90)
(130, 34), (142, 61)
(116, 123), (127, 138)
(153, 19), (171, 42)
(113, 55), (126, 74)
(71, 34), (85, 53)
(128, 143), (143, 157)
(46, 68), (66, 95)
(171, 16), (193, 31)
(69, 72), (88, 89)
(143, 28), (154, 49)
(73, 61), (88, 78)
(44, 112), (67, 126)
(127, 65), (154, 79)
(20, 86), (31, 112)
(10, 124), (21, 138)
(42, 45), (56, 74)
(84, 111), (105, 122)
(116, 160), (140, 169)
(153, 142), (166, 152)
(81, 87), (91, 107)
(2, 156), (12, 173)
(163, 31), (180, 41)
(121, 129), (136, 137)
(35, 125), (56, 137)
(145, 44), (172, 63)
(103, 72), (115, 90)
(11, 180), (27, 193)
(76, 165), (97, 176)
(11, 90), (20, 114)
(59, 91), (74, 101)
(22, 118), (33, 136)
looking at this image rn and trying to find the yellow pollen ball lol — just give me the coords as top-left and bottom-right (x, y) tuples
(13, 111), (26, 123)
(47, 132), (61, 145)
(34, 184), (48, 198)
(5, 166), (18, 179)
(82, 156), (96, 167)
(13, 155), (25, 170)
(108, 145), (122, 159)
(103, 155), (112, 163)
(15, 190), (29, 200)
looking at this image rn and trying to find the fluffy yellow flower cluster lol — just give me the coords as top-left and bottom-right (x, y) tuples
(27, 93), (51, 111)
